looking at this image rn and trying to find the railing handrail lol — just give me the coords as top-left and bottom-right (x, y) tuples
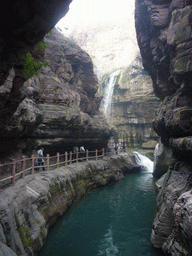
(0, 148), (106, 188)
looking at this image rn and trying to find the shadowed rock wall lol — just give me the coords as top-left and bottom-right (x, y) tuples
(135, 0), (192, 255)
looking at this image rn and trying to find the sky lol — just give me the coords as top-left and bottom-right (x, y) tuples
(56, 0), (138, 79)
(57, 0), (135, 31)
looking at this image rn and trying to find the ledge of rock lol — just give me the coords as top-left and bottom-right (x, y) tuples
(0, 153), (137, 255)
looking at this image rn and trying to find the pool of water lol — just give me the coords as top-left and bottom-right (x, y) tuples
(38, 172), (165, 256)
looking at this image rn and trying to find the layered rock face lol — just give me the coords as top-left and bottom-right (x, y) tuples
(0, 0), (74, 158)
(135, 0), (192, 255)
(110, 55), (159, 147)
(0, 28), (112, 160)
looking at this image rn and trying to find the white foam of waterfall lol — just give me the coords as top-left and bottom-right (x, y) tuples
(102, 70), (121, 119)
(133, 152), (153, 173)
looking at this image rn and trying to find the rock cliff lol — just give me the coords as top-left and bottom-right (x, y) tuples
(0, 28), (112, 161)
(135, 0), (192, 255)
(0, 153), (138, 255)
(0, 0), (72, 158)
(109, 55), (159, 147)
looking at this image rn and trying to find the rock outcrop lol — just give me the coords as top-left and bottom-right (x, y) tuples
(135, 0), (192, 255)
(0, 28), (112, 161)
(0, 0), (72, 86)
(0, 153), (138, 255)
(153, 141), (172, 178)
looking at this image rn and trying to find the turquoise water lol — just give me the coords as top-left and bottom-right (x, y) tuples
(38, 172), (165, 256)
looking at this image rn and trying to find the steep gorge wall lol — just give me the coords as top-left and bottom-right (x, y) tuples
(0, 28), (112, 162)
(135, 1), (192, 255)
(110, 55), (159, 147)
(0, 0), (72, 159)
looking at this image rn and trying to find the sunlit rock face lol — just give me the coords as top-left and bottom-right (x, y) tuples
(0, 28), (112, 160)
(110, 55), (159, 147)
(135, 0), (192, 254)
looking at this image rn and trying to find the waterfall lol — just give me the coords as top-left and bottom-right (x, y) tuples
(134, 152), (153, 173)
(102, 70), (121, 119)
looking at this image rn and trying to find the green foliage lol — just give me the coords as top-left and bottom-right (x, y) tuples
(19, 224), (33, 247)
(37, 41), (48, 51)
(21, 41), (49, 79)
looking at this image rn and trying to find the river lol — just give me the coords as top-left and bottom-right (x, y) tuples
(38, 153), (165, 256)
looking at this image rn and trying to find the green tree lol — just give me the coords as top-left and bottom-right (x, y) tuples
(21, 41), (48, 79)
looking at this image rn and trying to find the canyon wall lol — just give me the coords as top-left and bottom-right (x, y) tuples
(135, 0), (192, 255)
(0, 154), (137, 255)
(0, 28), (112, 162)
(109, 55), (159, 147)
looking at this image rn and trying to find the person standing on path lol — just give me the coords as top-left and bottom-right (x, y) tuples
(36, 147), (45, 171)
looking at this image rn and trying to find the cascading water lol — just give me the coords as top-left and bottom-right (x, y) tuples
(134, 152), (153, 173)
(101, 70), (121, 119)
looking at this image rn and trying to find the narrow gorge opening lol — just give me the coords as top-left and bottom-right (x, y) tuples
(1, 0), (192, 256)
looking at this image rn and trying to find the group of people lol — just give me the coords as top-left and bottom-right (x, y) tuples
(36, 142), (125, 171)
(114, 141), (126, 154)
(73, 146), (86, 160)
(35, 145), (87, 172)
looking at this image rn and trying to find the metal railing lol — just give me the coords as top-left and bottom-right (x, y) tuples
(0, 148), (105, 188)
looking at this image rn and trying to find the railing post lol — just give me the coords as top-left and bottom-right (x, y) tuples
(22, 156), (25, 178)
(86, 149), (89, 161)
(76, 151), (78, 163)
(31, 155), (35, 174)
(65, 151), (68, 166)
(11, 159), (16, 185)
(57, 152), (60, 168)
(69, 151), (72, 165)
(95, 149), (98, 161)
(47, 154), (50, 171)
(102, 148), (105, 157)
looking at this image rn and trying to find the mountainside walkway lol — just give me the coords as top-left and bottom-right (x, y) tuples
(0, 148), (110, 189)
